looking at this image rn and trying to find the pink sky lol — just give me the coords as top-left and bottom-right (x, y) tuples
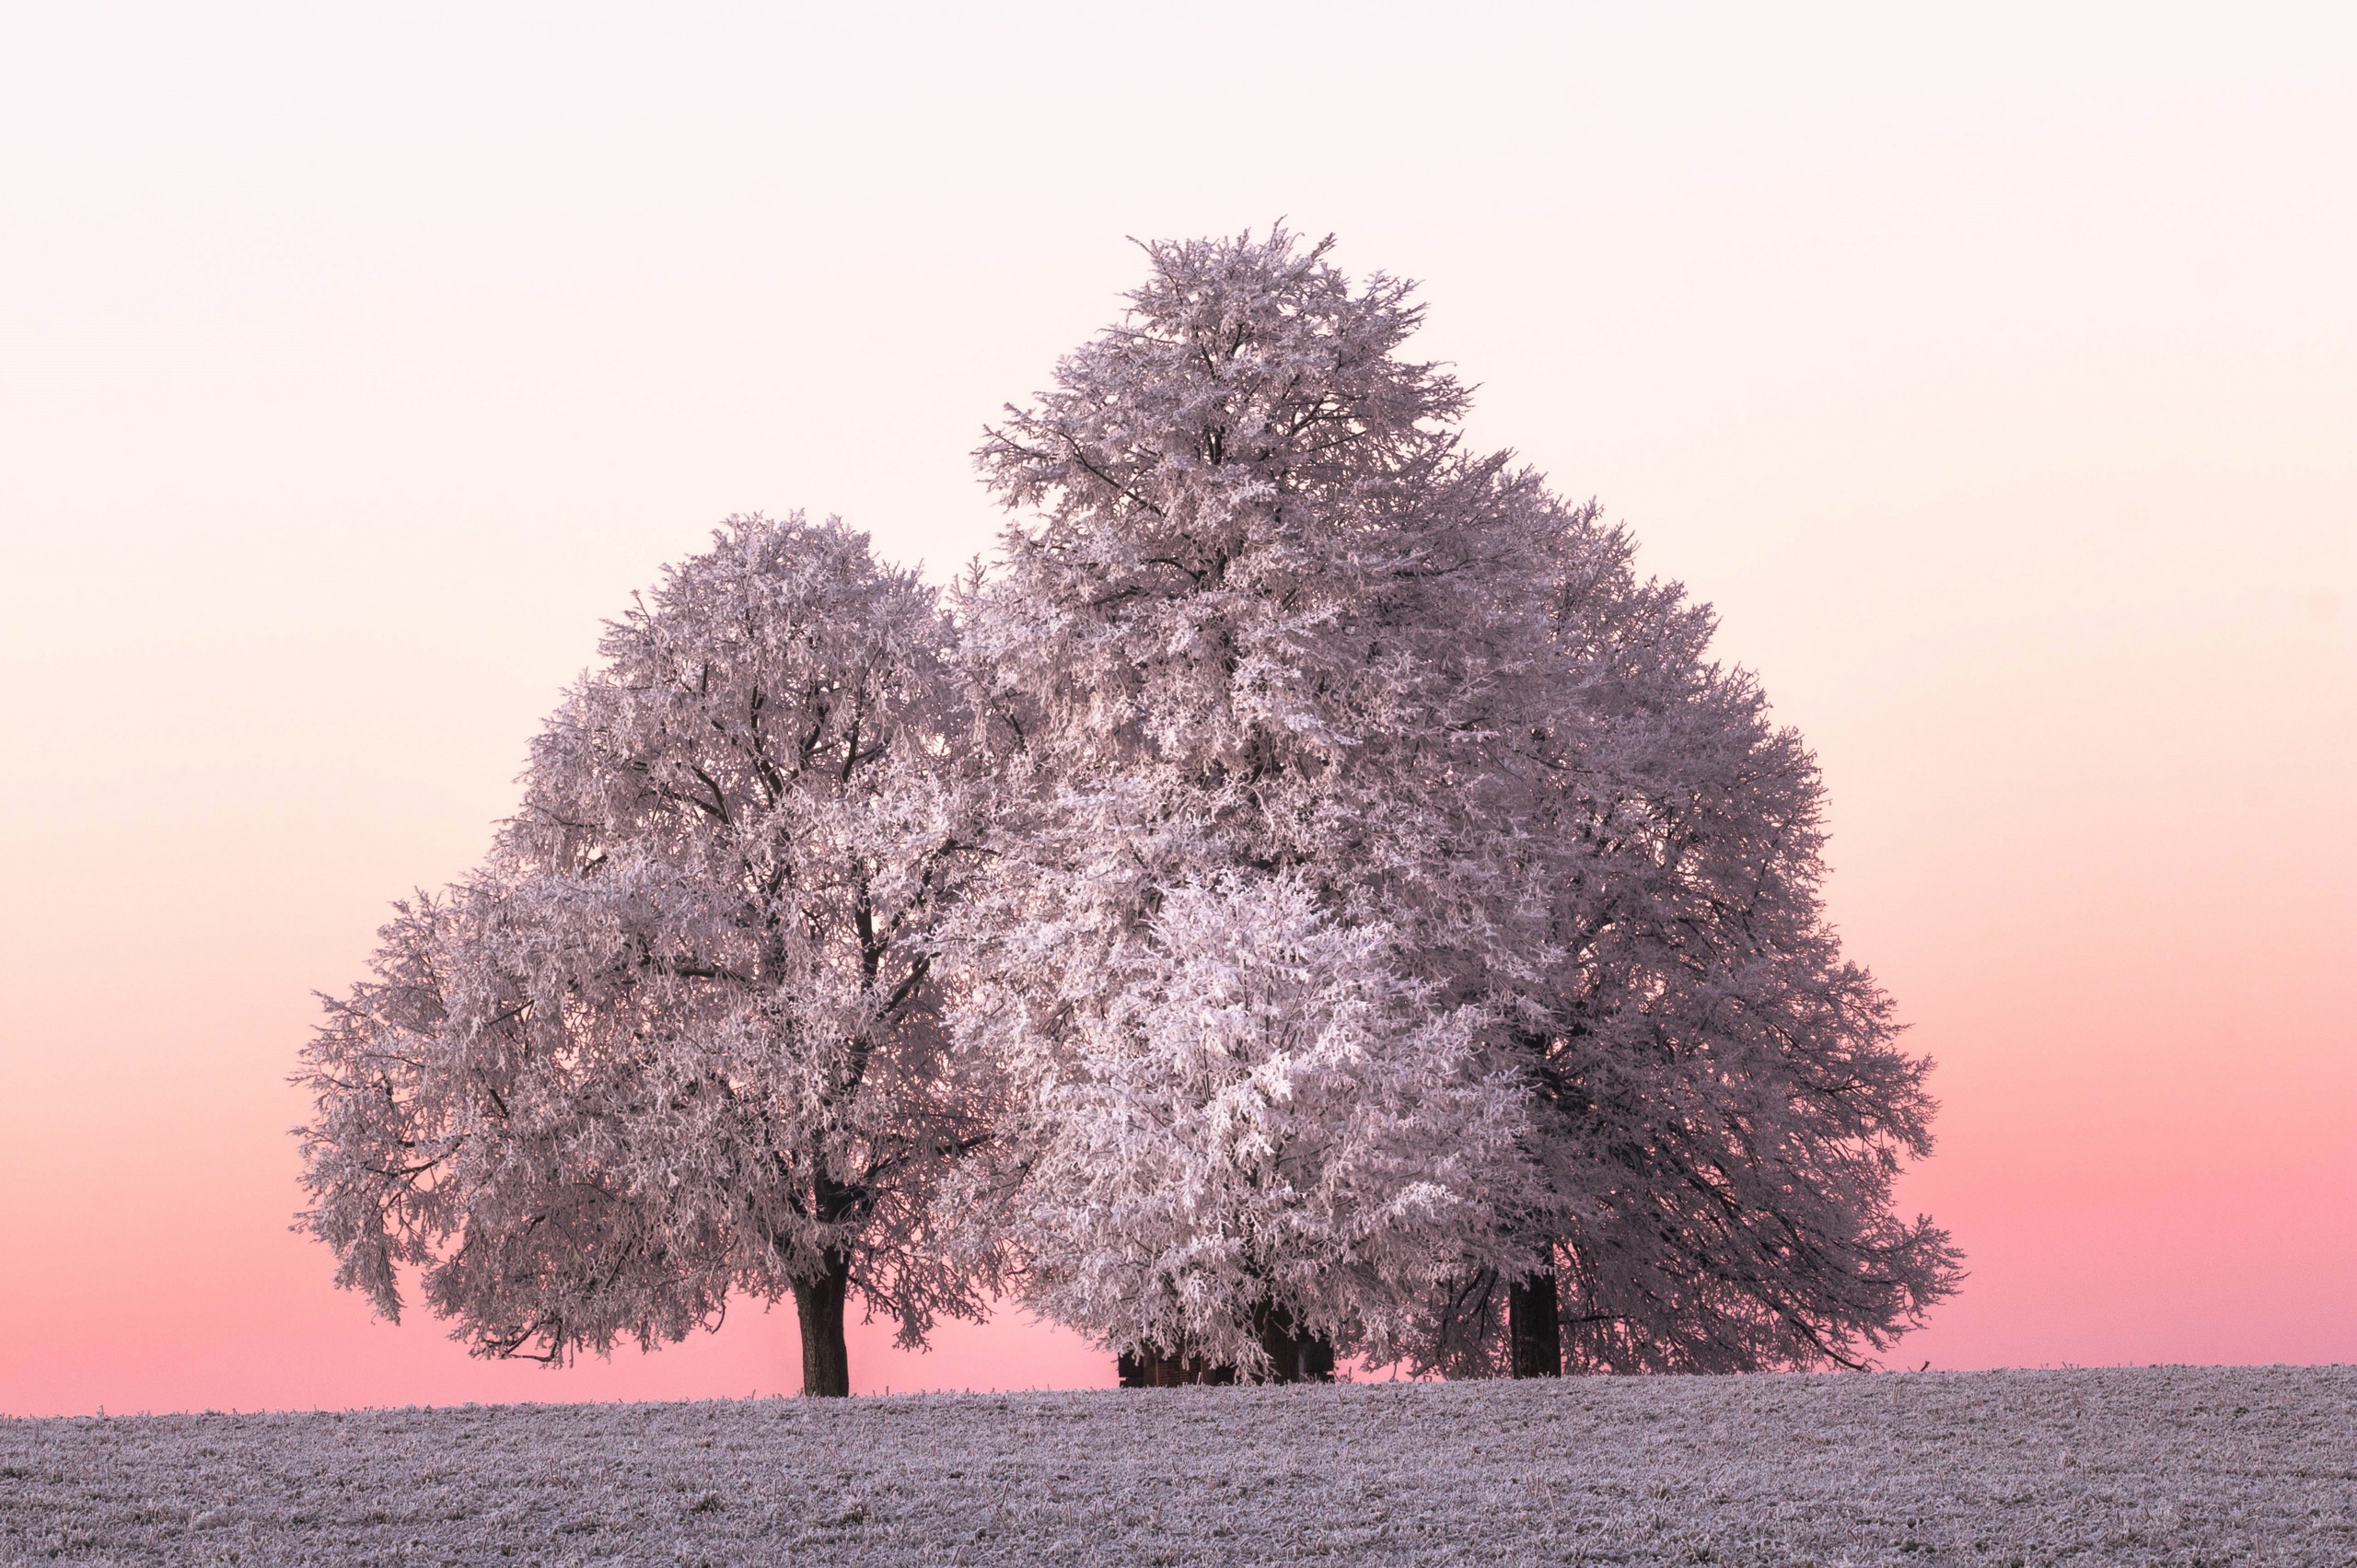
(3, 5), (2351, 1415)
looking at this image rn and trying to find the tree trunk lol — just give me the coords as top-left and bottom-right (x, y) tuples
(1507, 1263), (1562, 1378)
(1117, 1343), (1260, 1387)
(1252, 1303), (1337, 1384)
(794, 1250), (852, 1398)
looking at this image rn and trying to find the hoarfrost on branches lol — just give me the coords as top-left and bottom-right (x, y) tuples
(956, 226), (1956, 1379)
(954, 871), (1526, 1377)
(1434, 516), (1964, 1376)
(296, 227), (1957, 1390)
(952, 228), (1571, 1376)
(295, 515), (995, 1395)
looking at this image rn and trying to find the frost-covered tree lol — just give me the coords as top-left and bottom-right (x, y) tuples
(958, 227), (1956, 1382)
(1409, 510), (1963, 1378)
(956, 871), (1525, 1382)
(296, 514), (993, 1397)
(950, 229), (1555, 1379)
(297, 235), (1956, 1397)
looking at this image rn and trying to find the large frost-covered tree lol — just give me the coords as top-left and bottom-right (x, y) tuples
(297, 233), (1955, 1398)
(957, 227), (1956, 1382)
(296, 514), (993, 1397)
(950, 229), (1557, 1380)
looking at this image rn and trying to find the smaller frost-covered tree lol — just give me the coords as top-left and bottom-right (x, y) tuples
(1415, 513), (1962, 1377)
(296, 514), (993, 1397)
(950, 872), (1526, 1382)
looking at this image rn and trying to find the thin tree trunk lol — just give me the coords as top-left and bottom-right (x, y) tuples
(1507, 1263), (1562, 1378)
(794, 1251), (852, 1397)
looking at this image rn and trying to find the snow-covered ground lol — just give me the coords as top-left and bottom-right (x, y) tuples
(4, 1365), (2351, 1565)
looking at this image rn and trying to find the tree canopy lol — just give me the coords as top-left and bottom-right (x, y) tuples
(299, 229), (1956, 1394)
(296, 515), (993, 1396)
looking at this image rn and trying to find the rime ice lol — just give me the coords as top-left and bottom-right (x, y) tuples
(298, 229), (1956, 1393)
(6, 1370), (2351, 1565)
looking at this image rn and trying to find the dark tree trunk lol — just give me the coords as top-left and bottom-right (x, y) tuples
(1120, 1346), (1182, 1386)
(1115, 1314), (1341, 1388)
(1253, 1303), (1337, 1384)
(794, 1171), (858, 1398)
(794, 1249), (852, 1397)
(1508, 1263), (1563, 1378)
(1116, 1344), (1254, 1387)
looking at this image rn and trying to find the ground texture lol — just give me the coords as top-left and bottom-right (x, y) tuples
(3, 1366), (2351, 1565)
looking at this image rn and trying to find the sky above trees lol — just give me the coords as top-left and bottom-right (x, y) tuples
(2, 3), (2351, 1414)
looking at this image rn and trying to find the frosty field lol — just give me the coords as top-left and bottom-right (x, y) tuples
(4, 1366), (2351, 1566)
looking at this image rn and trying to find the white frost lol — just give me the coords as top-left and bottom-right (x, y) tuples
(5, 1368), (2351, 1565)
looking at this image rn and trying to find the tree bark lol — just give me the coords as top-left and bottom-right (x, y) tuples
(1253, 1303), (1337, 1384)
(1117, 1343), (1261, 1387)
(1508, 1263), (1562, 1378)
(794, 1250), (853, 1398)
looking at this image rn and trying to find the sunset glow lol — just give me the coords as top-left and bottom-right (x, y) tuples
(2, 4), (2350, 1415)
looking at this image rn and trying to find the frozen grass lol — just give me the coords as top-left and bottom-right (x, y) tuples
(4, 1365), (2351, 1565)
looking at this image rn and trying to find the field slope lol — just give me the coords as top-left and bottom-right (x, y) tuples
(4, 1365), (2351, 1565)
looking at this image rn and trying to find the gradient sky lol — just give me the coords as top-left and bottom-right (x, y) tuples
(3, 4), (2351, 1417)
